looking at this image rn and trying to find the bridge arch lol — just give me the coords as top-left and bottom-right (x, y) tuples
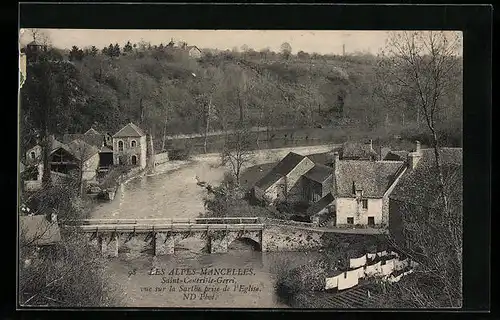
(228, 237), (262, 251)
(226, 231), (262, 252)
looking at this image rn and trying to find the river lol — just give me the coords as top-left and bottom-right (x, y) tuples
(91, 145), (334, 308)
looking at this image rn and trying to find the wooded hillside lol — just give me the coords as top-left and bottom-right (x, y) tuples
(20, 42), (463, 153)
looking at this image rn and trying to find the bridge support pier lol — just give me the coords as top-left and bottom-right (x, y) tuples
(101, 233), (119, 258)
(154, 232), (174, 255)
(210, 236), (229, 253)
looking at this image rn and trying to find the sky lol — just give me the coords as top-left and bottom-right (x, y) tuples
(19, 29), (397, 55)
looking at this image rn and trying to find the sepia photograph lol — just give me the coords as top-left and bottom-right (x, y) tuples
(18, 26), (465, 309)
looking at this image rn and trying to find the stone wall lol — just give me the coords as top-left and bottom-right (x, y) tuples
(262, 224), (324, 252)
(153, 151), (170, 166)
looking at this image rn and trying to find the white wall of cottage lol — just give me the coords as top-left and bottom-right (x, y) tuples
(335, 197), (384, 226)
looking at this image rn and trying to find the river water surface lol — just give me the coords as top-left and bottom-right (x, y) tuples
(91, 146), (333, 308)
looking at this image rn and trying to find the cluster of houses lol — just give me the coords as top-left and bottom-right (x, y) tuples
(20, 122), (149, 191)
(252, 139), (463, 241)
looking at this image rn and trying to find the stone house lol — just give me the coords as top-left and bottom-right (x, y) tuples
(253, 152), (315, 203)
(112, 122), (147, 169)
(186, 46), (202, 59)
(388, 147), (463, 248)
(333, 151), (406, 227)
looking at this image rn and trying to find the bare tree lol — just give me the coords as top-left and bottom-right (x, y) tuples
(26, 28), (51, 46)
(280, 42), (292, 60)
(69, 140), (98, 197)
(375, 31), (463, 307)
(221, 127), (254, 186)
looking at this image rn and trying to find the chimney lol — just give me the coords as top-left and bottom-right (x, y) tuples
(408, 151), (422, 170)
(416, 140), (421, 153)
(51, 212), (58, 223)
(368, 139), (373, 150)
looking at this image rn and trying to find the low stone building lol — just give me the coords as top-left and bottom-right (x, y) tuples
(388, 147), (463, 248)
(253, 152), (315, 203)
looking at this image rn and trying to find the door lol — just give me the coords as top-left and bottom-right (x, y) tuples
(131, 155), (137, 165)
(368, 216), (375, 227)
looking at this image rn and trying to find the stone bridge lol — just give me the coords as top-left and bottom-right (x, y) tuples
(61, 217), (264, 257)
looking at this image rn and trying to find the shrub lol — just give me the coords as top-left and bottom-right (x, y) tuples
(271, 255), (327, 305)
(19, 231), (124, 307)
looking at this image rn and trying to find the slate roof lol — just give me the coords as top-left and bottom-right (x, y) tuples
(62, 133), (104, 148)
(50, 138), (66, 152)
(342, 142), (379, 160)
(84, 127), (100, 135)
(186, 46), (201, 52)
(19, 215), (61, 246)
(389, 148), (463, 208)
(67, 139), (100, 162)
(306, 193), (335, 216)
(303, 164), (333, 184)
(336, 160), (405, 198)
(113, 122), (146, 138)
(254, 152), (307, 190)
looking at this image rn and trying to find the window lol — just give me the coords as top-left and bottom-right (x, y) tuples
(131, 155), (137, 165)
(362, 199), (368, 210)
(131, 140), (137, 147)
(118, 140), (124, 151)
(368, 217), (375, 226)
(30, 151), (36, 160)
(347, 217), (354, 225)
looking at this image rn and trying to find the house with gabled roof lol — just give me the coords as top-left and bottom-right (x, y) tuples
(186, 45), (202, 59)
(253, 152), (315, 203)
(84, 127), (100, 135)
(388, 146), (463, 247)
(333, 150), (407, 227)
(252, 146), (407, 228)
(112, 122), (147, 169)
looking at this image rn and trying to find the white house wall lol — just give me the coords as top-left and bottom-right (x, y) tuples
(82, 153), (100, 181)
(26, 145), (42, 164)
(336, 197), (384, 226)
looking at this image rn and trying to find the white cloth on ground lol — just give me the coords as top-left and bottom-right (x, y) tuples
(390, 251), (399, 258)
(396, 258), (410, 270)
(365, 261), (381, 277)
(410, 260), (420, 267)
(380, 261), (395, 276)
(366, 253), (377, 260)
(338, 270), (359, 291)
(354, 266), (365, 279)
(325, 276), (339, 290)
(350, 255), (367, 269)
(377, 250), (388, 257)
(402, 269), (414, 277)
